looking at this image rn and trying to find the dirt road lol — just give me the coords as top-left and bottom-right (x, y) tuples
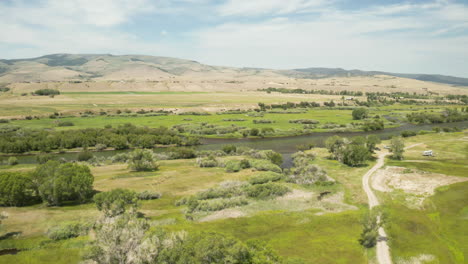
(362, 144), (422, 264)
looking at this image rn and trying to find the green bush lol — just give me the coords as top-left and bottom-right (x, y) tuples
(195, 181), (246, 200)
(7, 157), (18, 166)
(168, 147), (196, 159)
(245, 183), (290, 199)
(240, 159), (251, 169)
(137, 190), (161, 200)
(0, 171), (34, 206)
(191, 197), (248, 212)
(36, 154), (55, 164)
(128, 149), (159, 171)
(33, 89), (60, 96)
(46, 222), (91, 240)
(197, 156), (218, 168)
(249, 172), (283, 185)
(225, 160), (242, 172)
(250, 159), (282, 173)
(95, 143), (107, 151)
(93, 189), (138, 217)
(222, 144), (237, 154)
(33, 161), (94, 206)
(352, 108), (369, 120)
(289, 119), (319, 124)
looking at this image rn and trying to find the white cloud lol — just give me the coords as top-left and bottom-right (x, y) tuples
(217, 0), (330, 16)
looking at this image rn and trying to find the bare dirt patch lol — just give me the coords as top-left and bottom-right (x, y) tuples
(199, 209), (246, 222)
(372, 166), (467, 207)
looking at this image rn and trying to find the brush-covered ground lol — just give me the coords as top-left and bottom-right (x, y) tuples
(0, 147), (376, 264)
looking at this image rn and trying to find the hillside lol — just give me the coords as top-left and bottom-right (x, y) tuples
(1, 54), (468, 87)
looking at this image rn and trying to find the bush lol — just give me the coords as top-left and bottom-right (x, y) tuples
(137, 190), (161, 200)
(128, 149), (159, 171)
(93, 189), (138, 217)
(249, 172), (282, 185)
(240, 159), (251, 169)
(250, 128), (260, 136)
(111, 153), (130, 163)
(0, 119), (9, 123)
(33, 89), (60, 96)
(191, 197), (248, 212)
(47, 222), (90, 240)
(253, 119), (274, 124)
(57, 121), (74, 127)
(222, 144), (237, 154)
(33, 161), (94, 205)
(401, 130), (417, 137)
(225, 160), (242, 172)
(169, 147), (196, 159)
(245, 183), (290, 199)
(95, 143), (107, 151)
(288, 164), (328, 184)
(77, 151), (94, 161)
(352, 108), (369, 120)
(0, 172), (34, 206)
(7, 157), (18, 166)
(250, 159), (282, 173)
(289, 119), (319, 124)
(197, 156), (218, 168)
(194, 181), (246, 201)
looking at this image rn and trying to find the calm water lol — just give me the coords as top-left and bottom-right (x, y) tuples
(3, 121), (467, 167)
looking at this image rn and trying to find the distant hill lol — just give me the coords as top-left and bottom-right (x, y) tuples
(1, 53), (467, 86)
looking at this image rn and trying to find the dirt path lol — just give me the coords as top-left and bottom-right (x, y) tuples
(362, 143), (422, 264)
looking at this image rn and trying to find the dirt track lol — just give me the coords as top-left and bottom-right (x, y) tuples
(362, 143), (422, 264)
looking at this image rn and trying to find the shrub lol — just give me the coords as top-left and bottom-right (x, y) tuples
(289, 119), (319, 124)
(95, 143), (107, 151)
(197, 156), (218, 168)
(191, 197), (248, 212)
(245, 183), (290, 199)
(0, 119), (9, 123)
(93, 189), (138, 217)
(194, 181), (247, 201)
(222, 144), (237, 154)
(253, 119), (274, 124)
(137, 190), (161, 200)
(288, 164), (329, 185)
(401, 130), (417, 137)
(249, 172), (282, 185)
(7, 157), (18, 166)
(250, 159), (282, 173)
(111, 153), (130, 163)
(169, 147), (196, 159)
(33, 161), (94, 205)
(47, 222), (90, 240)
(33, 89), (60, 96)
(128, 149), (159, 171)
(0, 172), (34, 206)
(57, 121), (74, 127)
(225, 160), (242, 172)
(77, 151), (94, 161)
(352, 108), (369, 120)
(240, 159), (251, 169)
(36, 154), (55, 164)
(250, 128), (260, 136)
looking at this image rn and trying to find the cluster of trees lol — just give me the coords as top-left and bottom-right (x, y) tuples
(0, 161), (94, 206)
(287, 152), (330, 184)
(0, 123), (199, 154)
(259, 87), (364, 96)
(258, 102), (320, 111)
(406, 109), (468, 124)
(33, 89), (60, 96)
(362, 119), (384, 131)
(325, 135), (381, 166)
(352, 108), (369, 120)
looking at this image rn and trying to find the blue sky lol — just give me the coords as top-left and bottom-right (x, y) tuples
(1, 0), (468, 77)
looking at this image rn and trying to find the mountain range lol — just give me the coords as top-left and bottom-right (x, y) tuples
(1, 54), (467, 86)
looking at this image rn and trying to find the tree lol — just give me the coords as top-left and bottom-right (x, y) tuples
(32, 161), (94, 206)
(222, 144), (237, 154)
(93, 189), (138, 217)
(128, 149), (159, 171)
(390, 137), (405, 160)
(352, 108), (369, 120)
(325, 136), (346, 161)
(342, 144), (369, 166)
(366, 135), (381, 152)
(359, 210), (380, 248)
(0, 172), (34, 206)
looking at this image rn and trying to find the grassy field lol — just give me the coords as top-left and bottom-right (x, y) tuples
(0, 148), (373, 263)
(377, 131), (468, 263)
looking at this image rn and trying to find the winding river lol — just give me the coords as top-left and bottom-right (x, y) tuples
(3, 121), (467, 167)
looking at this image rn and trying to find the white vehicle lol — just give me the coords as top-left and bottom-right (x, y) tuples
(423, 150), (433, 156)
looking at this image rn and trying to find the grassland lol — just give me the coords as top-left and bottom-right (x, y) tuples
(376, 131), (468, 263)
(0, 147), (375, 264)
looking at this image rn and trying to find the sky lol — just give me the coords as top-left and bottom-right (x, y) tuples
(1, 0), (468, 77)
